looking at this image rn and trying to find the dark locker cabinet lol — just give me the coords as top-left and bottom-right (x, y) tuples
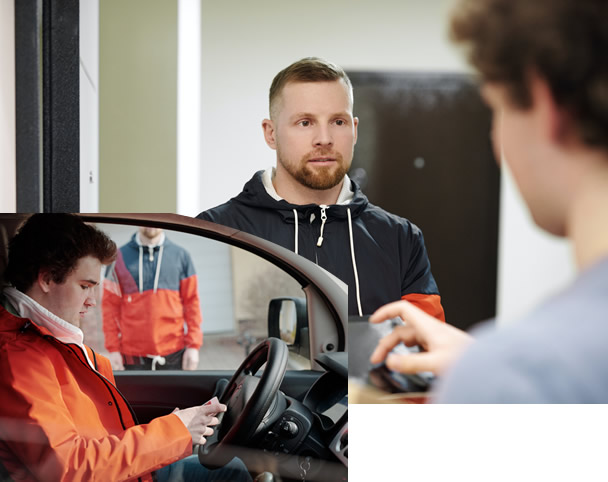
(348, 71), (500, 331)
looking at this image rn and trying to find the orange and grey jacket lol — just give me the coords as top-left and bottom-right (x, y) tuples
(0, 301), (192, 481)
(199, 169), (445, 319)
(102, 234), (203, 357)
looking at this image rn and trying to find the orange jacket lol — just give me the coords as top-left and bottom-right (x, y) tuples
(102, 239), (203, 357)
(102, 280), (202, 356)
(401, 293), (446, 322)
(0, 306), (192, 481)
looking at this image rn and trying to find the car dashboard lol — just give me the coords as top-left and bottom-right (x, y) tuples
(253, 352), (348, 480)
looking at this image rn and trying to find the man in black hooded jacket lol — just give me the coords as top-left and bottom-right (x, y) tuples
(198, 57), (445, 319)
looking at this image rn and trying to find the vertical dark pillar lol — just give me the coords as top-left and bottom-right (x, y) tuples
(15, 0), (79, 213)
(15, 0), (43, 212)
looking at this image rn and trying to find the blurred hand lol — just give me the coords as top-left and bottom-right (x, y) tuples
(173, 397), (227, 445)
(369, 300), (473, 375)
(108, 351), (124, 371)
(182, 348), (199, 370)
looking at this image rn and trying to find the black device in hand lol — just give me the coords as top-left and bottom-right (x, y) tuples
(348, 316), (436, 393)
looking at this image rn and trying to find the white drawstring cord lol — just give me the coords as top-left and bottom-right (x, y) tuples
(138, 246), (143, 293)
(153, 245), (164, 294)
(317, 205), (328, 247)
(293, 208), (299, 255)
(148, 355), (166, 371)
(139, 244), (164, 294)
(347, 208), (363, 316)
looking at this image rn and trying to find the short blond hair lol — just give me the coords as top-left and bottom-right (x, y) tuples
(269, 57), (353, 119)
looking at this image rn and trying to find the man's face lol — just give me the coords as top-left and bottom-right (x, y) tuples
(265, 80), (358, 190)
(139, 227), (163, 240)
(42, 256), (101, 327)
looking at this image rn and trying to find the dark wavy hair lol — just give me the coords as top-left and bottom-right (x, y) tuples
(5, 214), (117, 292)
(450, 0), (608, 151)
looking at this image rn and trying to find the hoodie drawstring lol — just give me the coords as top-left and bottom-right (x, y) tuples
(316, 205), (328, 247)
(293, 209), (299, 255)
(153, 245), (164, 294)
(138, 247), (143, 293)
(148, 354), (166, 371)
(138, 244), (164, 294)
(291, 204), (363, 316)
(347, 208), (363, 317)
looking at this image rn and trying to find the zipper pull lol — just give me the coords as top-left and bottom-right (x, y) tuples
(317, 205), (328, 247)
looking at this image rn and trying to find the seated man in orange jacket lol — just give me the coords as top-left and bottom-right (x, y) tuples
(0, 214), (250, 481)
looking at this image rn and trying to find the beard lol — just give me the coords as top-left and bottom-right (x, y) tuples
(278, 149), (350, 190)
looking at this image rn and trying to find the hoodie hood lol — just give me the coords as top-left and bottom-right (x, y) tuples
(127, 232), (167, 294)
(2, 287), (95, 369)
(231, 168), (370, 223)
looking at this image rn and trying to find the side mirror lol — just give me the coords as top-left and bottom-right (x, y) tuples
(268, 297), (309, 360)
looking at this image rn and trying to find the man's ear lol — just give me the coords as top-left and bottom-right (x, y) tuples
(529, 73), (571, 145)
(37, 270), (52, 293)
(262, 119), (277, 150)
(353, 116), (359, 145)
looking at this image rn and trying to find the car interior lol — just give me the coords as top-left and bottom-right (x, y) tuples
(0, 213), (348, 482)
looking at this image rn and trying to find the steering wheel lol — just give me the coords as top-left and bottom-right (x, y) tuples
(198, 337), (288, 466)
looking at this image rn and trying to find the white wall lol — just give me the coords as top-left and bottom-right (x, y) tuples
(0, 0), (16, 212)
(496, 165), (576, 323)
(177, 0), (202, 215)
(197, 0), (578, 326)
(80, 0), (99, 212)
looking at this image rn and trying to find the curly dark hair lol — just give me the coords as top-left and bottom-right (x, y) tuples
(5, 214), (117, 292)
(450, 0), (608, 151)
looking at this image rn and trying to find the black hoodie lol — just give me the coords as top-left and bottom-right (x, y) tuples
(198, 170), (444, 318)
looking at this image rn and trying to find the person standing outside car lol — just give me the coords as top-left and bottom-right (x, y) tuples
(370, 0), (608, 403)
(199, 57), (445, 320)
(103, 227), (203, 370)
